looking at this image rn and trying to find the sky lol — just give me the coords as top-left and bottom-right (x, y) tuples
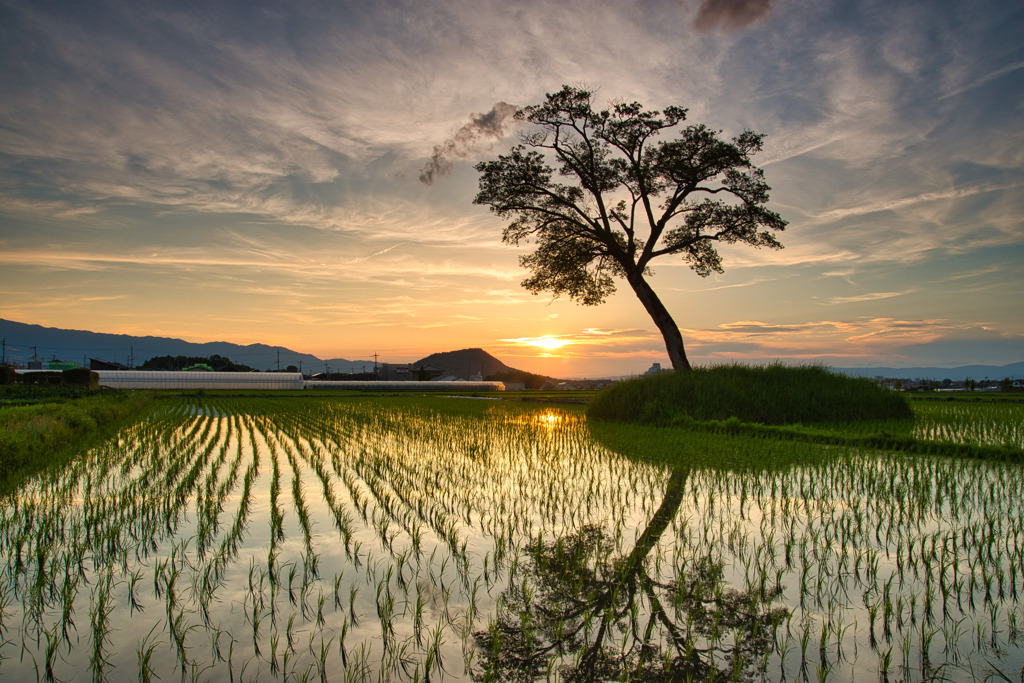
(1, 0), (1023, 377)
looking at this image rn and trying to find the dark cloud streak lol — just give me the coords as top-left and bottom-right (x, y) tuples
(419, 102), (519, 185)
(693, 0), (772, 32)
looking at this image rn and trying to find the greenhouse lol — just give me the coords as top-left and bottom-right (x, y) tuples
(304, 380), (505, 391)
(94, 370), (304, 390)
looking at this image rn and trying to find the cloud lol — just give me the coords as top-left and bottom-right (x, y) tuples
(674, 317), (1023, 366)
(0, 246), (522, 283)
(718, 321), (802, 334)
(805, 181), (1024, 225)
(822, 289), (917, 305)
(418, 102), (519, 185)
(692, 0), (772, 32)
(937, 60), (1024, 101)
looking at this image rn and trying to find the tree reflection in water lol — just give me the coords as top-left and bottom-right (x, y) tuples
(474, 468), (787, 682)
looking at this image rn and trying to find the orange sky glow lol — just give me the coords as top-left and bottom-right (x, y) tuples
(1, 1), (1021, 376)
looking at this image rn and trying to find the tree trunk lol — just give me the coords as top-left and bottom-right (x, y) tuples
(578, 466), (689, 674)
(626, 272), (692, 371)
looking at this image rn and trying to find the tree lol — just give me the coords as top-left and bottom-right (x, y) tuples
(475, 86), (787, 371)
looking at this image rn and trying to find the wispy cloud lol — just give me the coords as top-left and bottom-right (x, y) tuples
(805, 182), (1024, 224)
(1, 0), (1021, 373)
(675, 316), (1024, 366)
(0, 247), (522, 283)
(938, 60), (1024, 101)
(821, 289), (917, 305)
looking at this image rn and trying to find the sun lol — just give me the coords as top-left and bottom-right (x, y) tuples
(528, 336), (570, 351)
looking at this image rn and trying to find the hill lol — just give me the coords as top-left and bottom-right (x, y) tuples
(412, 348), (516, 379)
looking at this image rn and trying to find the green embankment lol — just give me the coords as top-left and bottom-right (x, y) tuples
(0, 389), (155, 495)
(587, 364), (1022, 461)
(588, 363), (911, 425)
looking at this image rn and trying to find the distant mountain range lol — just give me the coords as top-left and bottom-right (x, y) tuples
(830, 362), (1024, 382)
(2, 318), (1020, 381)
(0, 319), (526, 379)
(0, 318), (365, 372)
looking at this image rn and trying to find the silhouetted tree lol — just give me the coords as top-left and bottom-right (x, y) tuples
(487, 370), (548, 390)
(475, 86), (787, 371)
(140, 354), (254, 372)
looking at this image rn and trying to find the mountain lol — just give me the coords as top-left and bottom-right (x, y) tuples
(832, 361), (1024, 381)
(411, 348), (516, 379)
(0, 319), (533, 378)
(0, 318), (369, 372)
(7, 318), (1018, 382)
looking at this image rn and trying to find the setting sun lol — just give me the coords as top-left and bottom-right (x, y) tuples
(526, 336), (570, 351)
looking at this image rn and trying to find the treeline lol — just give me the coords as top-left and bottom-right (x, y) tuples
(1, 366), (98, 389)
(139, 354), (255, 372)
(486, 370), (549, 390)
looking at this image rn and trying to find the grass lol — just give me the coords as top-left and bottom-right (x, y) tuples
(587, 366), (1023, 462)
(0, 387), (155, 495)
(588, 363), (912, 426)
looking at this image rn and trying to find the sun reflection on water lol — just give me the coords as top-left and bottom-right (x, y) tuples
(536, 412), (562, 429)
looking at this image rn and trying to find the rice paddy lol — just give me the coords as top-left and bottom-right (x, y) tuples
(912, 399), (1024, 450)
(0, 395), (1021, 681)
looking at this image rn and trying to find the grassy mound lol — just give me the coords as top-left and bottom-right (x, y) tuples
(0, 389), (154, 495)
(588, 363), (912, 426)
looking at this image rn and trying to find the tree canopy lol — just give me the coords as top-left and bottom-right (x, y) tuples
(475, 86), (787, 370)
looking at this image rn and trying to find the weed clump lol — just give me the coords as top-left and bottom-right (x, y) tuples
(588, 363), (912, 426)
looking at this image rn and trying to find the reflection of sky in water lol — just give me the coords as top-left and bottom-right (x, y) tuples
(0, 398), (1021, 681)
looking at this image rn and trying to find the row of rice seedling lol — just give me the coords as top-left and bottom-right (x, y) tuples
(912, 400), (1024, 450)
(0, 395), (1020, 680)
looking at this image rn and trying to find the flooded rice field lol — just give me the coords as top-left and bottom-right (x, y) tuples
(1, 396), (1022, 681)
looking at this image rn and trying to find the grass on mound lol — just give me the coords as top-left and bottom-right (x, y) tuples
(588, 363), (912, 427)
(0, 389), (154, 496)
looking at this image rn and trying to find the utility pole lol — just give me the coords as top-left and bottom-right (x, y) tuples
(130, 346), (134, 369)
(1, 338), (5, 364)
(299, 360), (303, 376)
(276, 350), (281, 372)
(373, 352), (379, 381)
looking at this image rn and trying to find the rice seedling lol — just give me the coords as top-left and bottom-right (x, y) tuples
(1, 394), (1021, 680)
(912, 400), (1024, 450)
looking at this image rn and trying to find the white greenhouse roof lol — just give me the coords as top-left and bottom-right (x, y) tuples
(94, 371), (304, 390)
(304, 380), (505, 391)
